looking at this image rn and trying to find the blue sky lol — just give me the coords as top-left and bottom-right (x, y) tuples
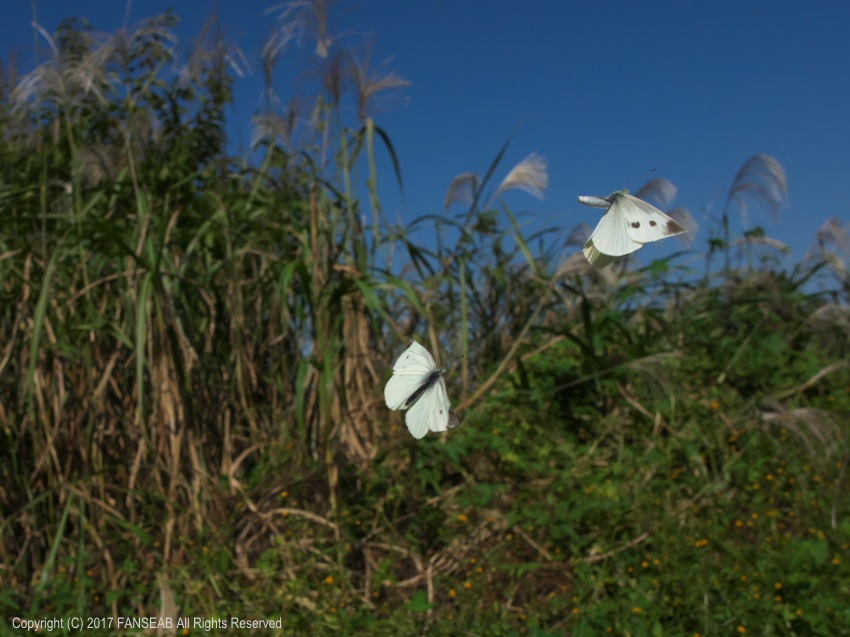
(4, 1), (849, 267)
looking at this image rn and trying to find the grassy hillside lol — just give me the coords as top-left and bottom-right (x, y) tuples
(1, 7), (848, 636)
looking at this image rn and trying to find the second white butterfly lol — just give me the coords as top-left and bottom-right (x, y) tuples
(384, 340), (460, 439)
(578, 190), (686, 268)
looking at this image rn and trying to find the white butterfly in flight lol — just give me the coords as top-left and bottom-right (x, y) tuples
(578, 190), (686, 268)
(384, 340), (459, 439)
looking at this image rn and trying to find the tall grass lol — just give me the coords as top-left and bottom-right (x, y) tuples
(1, 3), (849, 635)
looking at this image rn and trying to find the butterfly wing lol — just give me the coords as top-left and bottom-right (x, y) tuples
(582, 239), (628, 268)
(619, 194), (687, 245)
(404, 375), (457, 439)
(583, 203), (643, 265)
(384, 341), (437, 410)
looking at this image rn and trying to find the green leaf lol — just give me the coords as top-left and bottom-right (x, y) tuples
(809, 540), (829, 566)
(517, 561), (542, 578)
(405, 590), (433, 613)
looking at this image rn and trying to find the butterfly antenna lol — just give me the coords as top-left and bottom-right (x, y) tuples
(450, 353), (466, 365)
(443, 352), (466, 372)
(625, 167), (657, 192)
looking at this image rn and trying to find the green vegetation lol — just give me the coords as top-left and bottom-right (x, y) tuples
(1, 5), (848, 636)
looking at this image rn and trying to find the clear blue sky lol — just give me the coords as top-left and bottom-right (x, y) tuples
(4, 1), (849, 266)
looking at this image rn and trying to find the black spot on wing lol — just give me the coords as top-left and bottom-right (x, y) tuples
(666, 220), (685, 235)
(631, 221), (640, 228)
(447, 408), (460, 429)
(649, 220), (657, 227)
